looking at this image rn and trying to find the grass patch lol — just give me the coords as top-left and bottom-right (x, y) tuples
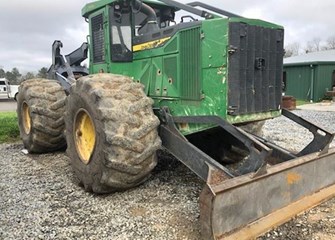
(0, 111), (20, 143)
(296, 100), (310, 106)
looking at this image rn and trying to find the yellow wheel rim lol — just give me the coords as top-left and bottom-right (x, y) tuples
(74, 109), (96, 164)
(22, 102), (31, 134)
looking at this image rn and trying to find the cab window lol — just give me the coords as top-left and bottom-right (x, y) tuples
(110, 3), (133, 62)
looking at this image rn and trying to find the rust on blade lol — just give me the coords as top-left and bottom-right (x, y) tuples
(207, 168), (230, 186)
(286, 172), (301, 185)
(198, 148), (335, 240)
(218, 183), (335, 240)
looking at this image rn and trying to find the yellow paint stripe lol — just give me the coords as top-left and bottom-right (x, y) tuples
(133, 37), (171, 52)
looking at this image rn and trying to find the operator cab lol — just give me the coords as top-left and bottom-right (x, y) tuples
(110, 0), (180, 62)
(133, 3), (176, 36)
(86, 0), (204, 64)
(83, 0), (241, 67)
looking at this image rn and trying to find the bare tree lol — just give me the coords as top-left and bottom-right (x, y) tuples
(284, 42), (300, 58)
(324, 36), (335, 50)
(304, 38), (322, 53)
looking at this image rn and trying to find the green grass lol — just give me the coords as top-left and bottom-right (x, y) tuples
(0, 111), (20, 143)
(296, 100), (310, 106)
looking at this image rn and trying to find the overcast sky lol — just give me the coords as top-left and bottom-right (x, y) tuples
(0, 0), (334, 73)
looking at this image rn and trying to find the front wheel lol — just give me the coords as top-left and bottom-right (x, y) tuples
(65, 74), (161, 193)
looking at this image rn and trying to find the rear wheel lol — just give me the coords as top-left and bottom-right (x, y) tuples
(65, 74), (161, 193)
(17, 79), (66, 153)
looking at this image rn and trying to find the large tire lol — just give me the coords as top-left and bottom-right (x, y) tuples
(17, 79), (66, 153)
(65, 74), (161, 193)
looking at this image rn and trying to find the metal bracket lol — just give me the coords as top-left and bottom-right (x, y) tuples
(159, 108), (233, 184)
(157, 0), (215, 19)
(282, 109), (334, 156)
(158, 108), (273, 181)
(171, 115), (272, 175)
(187, 1), (242, 18)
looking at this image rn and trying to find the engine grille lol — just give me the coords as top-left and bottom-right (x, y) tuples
(180, 27), (201, 100)
(227, 22), (284, 115)
(91, 14), (105, 63)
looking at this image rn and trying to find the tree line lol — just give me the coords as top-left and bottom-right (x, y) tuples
(284, 35), (335, 58)
(0, 67), (49, 85)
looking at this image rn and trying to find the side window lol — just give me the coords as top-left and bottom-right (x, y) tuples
(332, 70), (335, 88)
(110, 4), (133, 62)
(0, 81), (6, 91)
(91, 14), (105, 63)
(134, 12), (148, 36)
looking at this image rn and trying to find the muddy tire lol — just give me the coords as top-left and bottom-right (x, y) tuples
(65, 74), (161, 193)
(17, 79), (66, 153)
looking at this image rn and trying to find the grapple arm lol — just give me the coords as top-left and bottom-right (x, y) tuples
(48, 40), (88, 94)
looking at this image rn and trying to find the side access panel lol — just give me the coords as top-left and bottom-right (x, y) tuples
(227, 22), (284, 115)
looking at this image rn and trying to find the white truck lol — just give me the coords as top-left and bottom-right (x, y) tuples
(0, 78), (19, 100)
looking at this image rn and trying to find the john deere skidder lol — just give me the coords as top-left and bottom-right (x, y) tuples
(17, 0), (335, 239)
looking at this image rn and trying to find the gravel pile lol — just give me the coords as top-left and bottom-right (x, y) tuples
(262, 110), (335, 151)
(0, 109), (334, 239)
(0, 147), (202, 240)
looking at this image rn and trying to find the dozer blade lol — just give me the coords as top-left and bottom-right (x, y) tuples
(200, 148), (335, 240)
(159, 108), (334, 239)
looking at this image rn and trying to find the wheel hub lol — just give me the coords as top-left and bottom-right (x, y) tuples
(74, 109), (96, 164)
(22, 102), (31, 134)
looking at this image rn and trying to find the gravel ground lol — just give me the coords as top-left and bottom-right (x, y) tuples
(0, 109), (334, 239)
